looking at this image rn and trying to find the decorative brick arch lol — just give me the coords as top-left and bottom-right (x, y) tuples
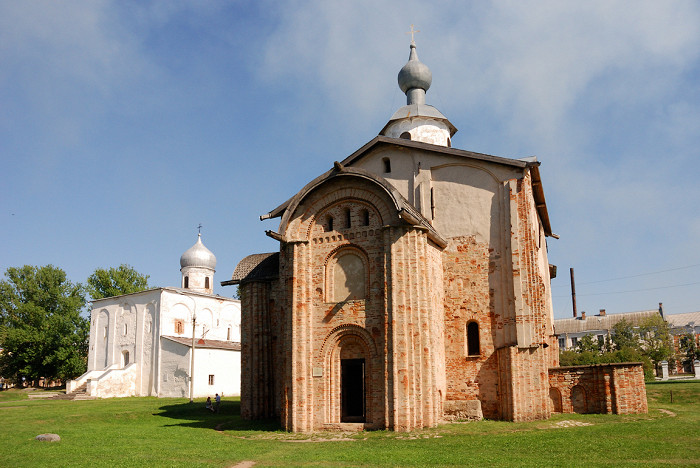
(303, 196), (385, 241)
(277, 167), (410, 240)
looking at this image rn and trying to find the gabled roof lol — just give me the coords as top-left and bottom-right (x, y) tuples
(554, 309), (661, 335)
(222, 252), (279, 286)
(90, 287), (239, 305)
(162, 335), (241, 351)
(261, 136), (553, 237)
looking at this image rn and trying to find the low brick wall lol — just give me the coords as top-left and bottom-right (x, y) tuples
(548, 363), (647, 415)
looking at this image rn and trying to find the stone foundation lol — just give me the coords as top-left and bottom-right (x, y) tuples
(443, 399), (483, 421)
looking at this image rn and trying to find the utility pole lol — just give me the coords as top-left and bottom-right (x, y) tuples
(570, 267), (577, 318)
(189, 313), (197, 403)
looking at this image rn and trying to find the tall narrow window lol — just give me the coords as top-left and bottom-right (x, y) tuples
(205, 277), (210, 289)
(208, 374), (215, 385)
(430, 187), (435, 219)
(227, 327), (231, 341)
(123, 323), (128, 336)
(361, 209), (369, 226)
(175, 320), (184, 335)
(382, 157), (391, 173)
(327, 216), (334, 232)
(467, 321), (480, 356)
(184, 276), (189, 288)
(344, 208), (351, 228)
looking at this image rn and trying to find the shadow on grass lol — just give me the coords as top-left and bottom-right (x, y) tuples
(155, 399), (281, 432)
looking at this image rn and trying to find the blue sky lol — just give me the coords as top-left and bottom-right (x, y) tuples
(2, 0), (699, 319)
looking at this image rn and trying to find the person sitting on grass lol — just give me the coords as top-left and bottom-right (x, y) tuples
(205, 396), (214, 412)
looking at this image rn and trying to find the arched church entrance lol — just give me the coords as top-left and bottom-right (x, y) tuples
(321, 325), (376, 426)
(339, 339), (366, 422)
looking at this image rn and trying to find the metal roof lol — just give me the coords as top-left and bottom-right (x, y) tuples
(665, 311), (700, 328)
(222, 252), (279, 286)
(161, 335), (241, 351)
(554, 309), (661, 335)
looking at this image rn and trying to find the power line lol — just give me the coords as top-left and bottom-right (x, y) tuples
(553, 263), (700, 288)
(553, 280), (700, 298)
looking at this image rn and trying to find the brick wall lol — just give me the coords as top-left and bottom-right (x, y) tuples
(548, 363), (647, 415)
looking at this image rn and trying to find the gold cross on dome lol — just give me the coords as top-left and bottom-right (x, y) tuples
(406, 24), (420, 44)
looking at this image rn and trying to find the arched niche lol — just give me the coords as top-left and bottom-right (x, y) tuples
(571, 385), (587, 414)
(549, 387), (562, 413)
(325, 247), (368, 303)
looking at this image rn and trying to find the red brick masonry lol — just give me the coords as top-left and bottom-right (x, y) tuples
(548, 363), (647, 414)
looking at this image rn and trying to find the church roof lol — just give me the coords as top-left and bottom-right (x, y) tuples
(554, 309), (661, 335)
(222, 252), (279, 286)
(379, 104), (457, 136)
(261, 136), (552, 237)
(162, 335), (241, 351)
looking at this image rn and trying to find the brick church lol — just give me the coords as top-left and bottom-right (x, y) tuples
(225, 41), (646, 431)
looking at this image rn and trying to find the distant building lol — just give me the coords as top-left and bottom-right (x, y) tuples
(554, 307), (662, 351)
(665, 311), (700, 374)
(68, 234), (241, 398)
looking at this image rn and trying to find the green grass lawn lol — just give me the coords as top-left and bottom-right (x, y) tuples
(1, 381), (698, 467)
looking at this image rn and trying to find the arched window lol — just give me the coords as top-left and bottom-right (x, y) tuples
(326, 215), (334, 232)
(466, 321), (480, 356)
(447, 137), (452, 148)
(205, 277), (210, 289)
(361, 209), (370, 226)
(332, 252), (366, 302)
(175, 320), (184, 335)
(400, 131), (411, 140)
(382, 157), (391, 173)
(184, 276), (189, 288)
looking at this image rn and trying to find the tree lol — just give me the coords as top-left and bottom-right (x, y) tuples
(576, 334), (602, 354)
(87, 264), (150, 300)
(611, 318), (640, 351)
(0, 265), (88, 384)
(638, 315), (673, 370)
(678, 333), (698, 372)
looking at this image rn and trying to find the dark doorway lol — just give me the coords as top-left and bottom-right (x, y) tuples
(341, 358), (365, 422)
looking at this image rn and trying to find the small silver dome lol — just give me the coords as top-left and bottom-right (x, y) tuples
(180, 234), (216, 270)
(398, 43), (432, 95)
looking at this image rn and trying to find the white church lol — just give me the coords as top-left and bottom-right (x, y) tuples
(68, 234), (241, 399)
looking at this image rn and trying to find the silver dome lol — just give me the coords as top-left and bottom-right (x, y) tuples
(398, 43), (432, 95)
(180, 234), (216, 270)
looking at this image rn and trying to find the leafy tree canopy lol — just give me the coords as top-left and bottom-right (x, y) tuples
(87, 264), (150, 300)
(0, 265), (88, 383)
